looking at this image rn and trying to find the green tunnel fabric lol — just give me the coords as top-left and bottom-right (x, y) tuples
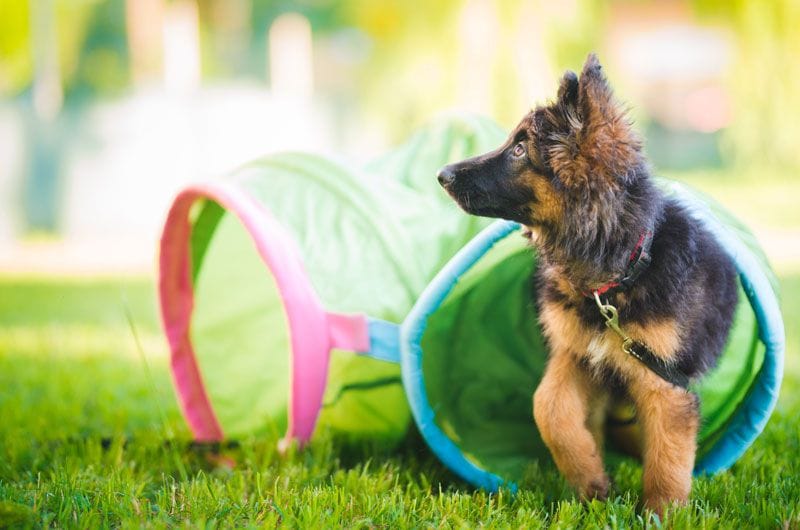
(176, 111), (775, 482)
(420, 182), (769, 484)
(185, 115), (506, 441)
(190, 207), (292, 437)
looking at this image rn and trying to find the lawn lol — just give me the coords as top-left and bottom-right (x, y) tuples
(2, 166), (800, 530)
(0, 270), (798, 529)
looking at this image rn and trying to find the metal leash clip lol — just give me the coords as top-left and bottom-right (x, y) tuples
(593, 291), (637, 358)
(592, 291), (690, 389)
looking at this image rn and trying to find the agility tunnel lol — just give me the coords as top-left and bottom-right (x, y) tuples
(398, 181), (784, 490)
(159, 116), (784, 491)
(158, 115), (506, 448)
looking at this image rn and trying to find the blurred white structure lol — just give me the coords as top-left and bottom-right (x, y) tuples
(163, 1), (201, 94)
(125, 0), (164, 85)
(457, 0), (498, 115)
(512, 1), (557, 107)
(0, 107), (23, 246)
(269, 13), (314, 101)
(0, 11), (331, 275)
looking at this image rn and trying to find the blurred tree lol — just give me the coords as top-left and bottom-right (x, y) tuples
(67, 0), (130, 99)
(125, 0), (164, 84)
(197, 0), (250, 79)
(543, 0), (606, 76)
(334, 0), (465, 139)
(25, 0), (62, 233)
(328, 0), (607, 140)
(0, 0), (32, 95)
(693, 0), (800, 169)
(3, 0), (796, 174)
(0, 0), (129, 100)
(247, 0), (340, 79)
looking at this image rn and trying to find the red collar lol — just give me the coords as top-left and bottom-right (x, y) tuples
(585, 230), (654, 298)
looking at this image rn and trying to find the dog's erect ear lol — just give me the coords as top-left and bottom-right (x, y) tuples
(557, 70), (579, 109)
(577, 53), (615, 125)
(576, 53), (641, 184)
(548, 53), (641, 189)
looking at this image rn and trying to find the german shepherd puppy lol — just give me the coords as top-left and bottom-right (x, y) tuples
(437, 54), (737, 513)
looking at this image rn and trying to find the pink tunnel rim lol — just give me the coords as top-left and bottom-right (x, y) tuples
(158, 181), (370, 446)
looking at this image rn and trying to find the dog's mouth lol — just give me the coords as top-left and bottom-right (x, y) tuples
(444, 184), (530, 221)
(443, 185), (493, 216)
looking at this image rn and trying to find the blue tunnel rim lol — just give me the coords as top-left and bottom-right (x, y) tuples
(399, 182), (785, 492)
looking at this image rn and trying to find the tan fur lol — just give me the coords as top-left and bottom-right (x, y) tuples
(537, 264), (581, 300)
(587, 392), (610, 451)
(540, 294), (682, 365)
(523, 172), (563, 224)
(546, 56), (641, 190)
(538, 295), (697, 515)
(627, 376), (698, 513)
(626, 320), (683, 362)
(533, 351), (609, 499)
(538, 300), (594, 355)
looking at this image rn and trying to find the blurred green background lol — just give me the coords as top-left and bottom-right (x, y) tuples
(0, 0), (798, 380)
(0, 0), (798, 277)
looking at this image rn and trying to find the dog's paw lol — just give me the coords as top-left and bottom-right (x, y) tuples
(642, 494), (688, 518)
(580, 475), (610, 501)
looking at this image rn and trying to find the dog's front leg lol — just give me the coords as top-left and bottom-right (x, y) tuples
(533, 352), (609, 500)
(628, 376), (699, 514)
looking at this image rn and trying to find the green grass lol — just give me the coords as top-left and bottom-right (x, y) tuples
(0, 274), (798, 529)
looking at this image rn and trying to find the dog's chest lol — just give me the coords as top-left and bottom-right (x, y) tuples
(586, 333), (617, 366)
(538, 298), (626, 369)
(537, 287), (685, 388)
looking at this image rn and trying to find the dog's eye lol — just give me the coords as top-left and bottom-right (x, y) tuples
(512, 143), (526, 157)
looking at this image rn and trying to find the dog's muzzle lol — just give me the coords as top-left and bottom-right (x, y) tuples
(437, 165), (456, 188)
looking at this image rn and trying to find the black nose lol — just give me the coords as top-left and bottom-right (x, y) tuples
(437, 166), (456, 187)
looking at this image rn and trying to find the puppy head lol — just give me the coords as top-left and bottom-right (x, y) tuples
(438, 53), (642, 227)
